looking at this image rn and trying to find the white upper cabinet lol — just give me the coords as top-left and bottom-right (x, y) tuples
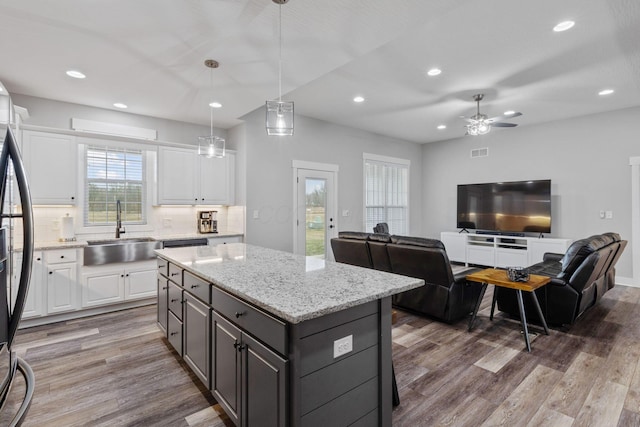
(157, 146), (198, 204)
(22, 130), (77, 205)
(158, 146), (235, 205)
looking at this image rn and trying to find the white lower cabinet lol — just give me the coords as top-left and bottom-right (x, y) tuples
(47, 262), (79, 314)
(82, 260), (157, 308)
(10, 251), (45, 319)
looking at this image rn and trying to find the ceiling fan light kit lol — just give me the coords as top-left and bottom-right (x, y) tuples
(266, 0), (294, 136)
(464, 93), (521, 136)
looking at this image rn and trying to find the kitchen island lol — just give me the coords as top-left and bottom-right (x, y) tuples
(155, 243), (423, 427)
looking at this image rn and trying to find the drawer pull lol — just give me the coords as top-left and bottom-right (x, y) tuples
(170, 332), (178, 336)
(60, 255), (65, 259)
(162, 287), (168, 290)
(171, 272), (180, 277)
(190, 284), (200, 289)
(171, 298), (179, 303)
(234, 342), (246, 352)
(158, 264), (166, 268)
(235, 311), (246, 319)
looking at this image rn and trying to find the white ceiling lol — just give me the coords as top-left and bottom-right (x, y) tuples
(1, 0), (639, 143)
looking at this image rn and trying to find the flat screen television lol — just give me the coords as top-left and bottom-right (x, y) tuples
(457, 179), (551, 234)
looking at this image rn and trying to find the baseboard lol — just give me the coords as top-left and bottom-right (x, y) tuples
(19, 299), (156, 329)
(616, 276), (637, 288)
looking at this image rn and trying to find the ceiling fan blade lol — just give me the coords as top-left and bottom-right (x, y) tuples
(491, 122), (518, 127)
(487, 112), (522, 123)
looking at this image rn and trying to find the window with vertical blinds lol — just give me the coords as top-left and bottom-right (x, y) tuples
(85, 145), (145, 226)
(364, 154), (409, 235)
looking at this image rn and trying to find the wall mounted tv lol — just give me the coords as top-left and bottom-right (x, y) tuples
(457, 179), (551, 234)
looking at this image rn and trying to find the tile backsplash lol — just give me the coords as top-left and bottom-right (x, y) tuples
(30, 205), (245, 242)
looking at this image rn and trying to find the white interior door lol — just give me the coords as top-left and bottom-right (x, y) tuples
(295, 168), (337, 259)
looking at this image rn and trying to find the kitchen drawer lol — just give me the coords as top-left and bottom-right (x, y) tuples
(184, 271), (210, 304)
(167, 310), (183, 356)
(157, 257), (169, 278)
(212, 286), (287, 355)
(45, 248), (77, 264)
(168, 263), (183, 285)
(168, 282), (184, 321)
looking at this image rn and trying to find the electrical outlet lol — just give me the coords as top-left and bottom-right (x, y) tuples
(333, 335), (353, 358)
(606, 210), (613, 219)
(342, 209), (350, 217)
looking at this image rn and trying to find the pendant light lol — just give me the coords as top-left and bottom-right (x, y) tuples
(265, 0), (294, 136)
(199, 59), (225, 158)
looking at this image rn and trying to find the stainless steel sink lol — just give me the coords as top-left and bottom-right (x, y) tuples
(84, 237), (162, 266)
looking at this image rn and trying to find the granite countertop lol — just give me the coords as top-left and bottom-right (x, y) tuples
(155, 243), (424, 324)
(32, 230), (243, 251)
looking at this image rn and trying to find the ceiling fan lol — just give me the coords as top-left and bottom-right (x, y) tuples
(463, 94), (522, 135)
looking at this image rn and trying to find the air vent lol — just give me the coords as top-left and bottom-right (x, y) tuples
(471, 147), (489, 158)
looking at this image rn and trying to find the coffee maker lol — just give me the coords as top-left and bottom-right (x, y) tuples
(197, 210), (218, 234)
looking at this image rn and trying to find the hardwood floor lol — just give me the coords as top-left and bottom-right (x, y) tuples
(2, 284), (640, 426)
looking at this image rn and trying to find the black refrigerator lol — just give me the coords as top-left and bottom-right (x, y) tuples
(0, 89), (35, 425)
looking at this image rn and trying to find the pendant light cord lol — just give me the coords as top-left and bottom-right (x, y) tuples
(210, 67), (214, 136)
(278, 3), (282, 102)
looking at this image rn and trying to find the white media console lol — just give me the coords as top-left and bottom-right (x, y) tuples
(441, 231), (573, 268)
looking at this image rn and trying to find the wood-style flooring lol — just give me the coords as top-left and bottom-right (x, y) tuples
(2, 284), (640, 426)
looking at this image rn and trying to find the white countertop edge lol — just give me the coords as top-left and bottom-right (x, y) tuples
(31, 231), (244, 251)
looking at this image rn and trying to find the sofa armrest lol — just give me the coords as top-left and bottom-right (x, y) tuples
(543, 252), (564, 262)
(453, 266), (483, 284)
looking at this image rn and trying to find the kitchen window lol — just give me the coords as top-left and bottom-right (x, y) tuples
(85, 145), (145, 226)
(364, 153), (409, 235)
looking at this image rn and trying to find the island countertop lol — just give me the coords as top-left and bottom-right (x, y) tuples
(155, 243), (423, 324)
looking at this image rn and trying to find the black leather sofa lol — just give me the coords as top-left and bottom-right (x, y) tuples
(330, 232), (482, 323)
(496, 232), (627, 325)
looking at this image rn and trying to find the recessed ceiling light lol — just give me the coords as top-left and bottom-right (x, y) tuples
(66, 70), (86, 79)
(113, 103), (128, 109)
(437, 124), (447, 130)
(353, 96), (365, 103)
(427, 68), (442, 77)
(553, 21), (575, 32)
(504, 110), (516, 116)
(598, 89), (614, 96)
(209, 102), (222, 108)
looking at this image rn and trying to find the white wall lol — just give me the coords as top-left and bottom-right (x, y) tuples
(240, 108), (423, 253)
(421, 106), (639, 280)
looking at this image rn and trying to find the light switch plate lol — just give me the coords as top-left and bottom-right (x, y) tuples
(333, 335), (353, 358)
(606, 210), (613, 219)
(253, 210), (259, 219)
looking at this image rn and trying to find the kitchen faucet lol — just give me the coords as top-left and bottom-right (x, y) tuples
(116, 199), (126, 238)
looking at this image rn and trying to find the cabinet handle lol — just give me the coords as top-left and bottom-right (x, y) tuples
(49, 271), (53, 275)
(171, 298), (179, 302)
(126, 274), (129, 277)
(159, 264), (166, 268)
(171, 272), (180, 277)
(162, 287), (168, 290)
(60, 255), (65, 259)
(36, 258), (41, 261)
(233, 342), (245, 352)
(121, 274), (125, 278)
(190, 284), (199, 289)
(170, 332), (178, 336)
(235, 311), (246, 319)
(71, 196), (75, 200)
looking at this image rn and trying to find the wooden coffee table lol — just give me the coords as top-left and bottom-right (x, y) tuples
(466, 268), (551, 352)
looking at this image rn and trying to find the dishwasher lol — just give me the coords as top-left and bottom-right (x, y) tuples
(162, 238), (209, 249)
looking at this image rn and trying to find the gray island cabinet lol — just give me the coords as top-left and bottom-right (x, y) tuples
(156, 244), (423, 427)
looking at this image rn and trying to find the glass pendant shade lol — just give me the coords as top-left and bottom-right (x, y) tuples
(266, 100), (294, 136)
(198, 135), (225, 158)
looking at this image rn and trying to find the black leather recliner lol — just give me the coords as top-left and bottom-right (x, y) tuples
(331, 232), (482, 323)
(496, 233), (627, 325)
